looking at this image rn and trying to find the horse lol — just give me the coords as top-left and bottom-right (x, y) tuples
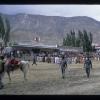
(4, 59), (30, 82)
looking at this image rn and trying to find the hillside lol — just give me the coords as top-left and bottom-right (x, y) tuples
(1, 13), (100, 45)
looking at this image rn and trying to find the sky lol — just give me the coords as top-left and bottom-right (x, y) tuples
(0, 5), (100, 21)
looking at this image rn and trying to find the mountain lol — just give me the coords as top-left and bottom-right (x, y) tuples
(1, 13), (100, 45)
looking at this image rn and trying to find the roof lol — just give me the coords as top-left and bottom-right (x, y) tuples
(12, 42), (83, 52)
(92, 43), (99, 46)
(12, 42), (58, 50)
(58, 46), (83, 52)
(95, 46), (100, 49)
(14, 41), (57, 45)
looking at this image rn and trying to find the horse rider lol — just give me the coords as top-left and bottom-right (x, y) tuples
(9, 56), (19, 68)
(0, 55), (5, 89)
(84, 57), (92, 78)
(60, 55), (67, 79)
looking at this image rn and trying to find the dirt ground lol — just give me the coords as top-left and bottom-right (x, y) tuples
(0, 61), (100, 95)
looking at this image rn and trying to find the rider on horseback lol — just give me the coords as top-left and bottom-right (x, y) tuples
(9, 56), (19, 68)
(10, 56), (15, 68)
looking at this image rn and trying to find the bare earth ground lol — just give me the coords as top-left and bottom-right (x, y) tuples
(0, 61), (100, 95)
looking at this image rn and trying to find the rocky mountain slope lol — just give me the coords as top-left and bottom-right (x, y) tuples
(1, 13), (100, 45)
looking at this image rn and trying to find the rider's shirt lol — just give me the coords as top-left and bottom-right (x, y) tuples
(9, 59), (19, 65)
(10, 59), (15, 64)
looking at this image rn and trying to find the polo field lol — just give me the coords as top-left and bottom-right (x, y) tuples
(0, 60), (100, 95)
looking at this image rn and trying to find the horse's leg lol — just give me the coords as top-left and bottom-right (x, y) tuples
(20, 65), (27, 81)
(7, 71), (11, 82)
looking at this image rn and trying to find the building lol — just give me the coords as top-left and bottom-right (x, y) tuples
(92, 43), (100, 52)
(11, 42), (59, 54)
(58, 46), (83, 53)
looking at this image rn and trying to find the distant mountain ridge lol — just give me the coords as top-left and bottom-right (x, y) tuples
(1, 13), (100, 45)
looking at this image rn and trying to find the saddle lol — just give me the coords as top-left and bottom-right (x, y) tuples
(9, 59), (20, 66)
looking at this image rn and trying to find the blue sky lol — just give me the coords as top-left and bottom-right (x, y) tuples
(0, 5), (100, 21)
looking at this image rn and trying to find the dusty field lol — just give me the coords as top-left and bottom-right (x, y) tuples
(0, 61), (100, 95)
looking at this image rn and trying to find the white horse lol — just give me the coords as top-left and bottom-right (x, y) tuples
(4, 59), (30, 82)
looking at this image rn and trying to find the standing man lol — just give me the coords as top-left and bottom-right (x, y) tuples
(84, 57), (92, 78)
(60, 56), (67, 79)
(32, 53), (37, 66)
(0, 56), (5, 89)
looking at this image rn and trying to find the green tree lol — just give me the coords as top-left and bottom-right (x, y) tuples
(63, 29), (93, 54)
(0, 15), (5, 39)
(63, 37), (66, 46)
(83, 30), (92, 53)
(0, 14), (10, 46)
(75, 37), (80, 47)
(78, 30), (84, 47)
(70, 30), (76, 47)
(89, 32), (93, 44)
(67, 34), (72, 46)
(63, 33), (71, 46)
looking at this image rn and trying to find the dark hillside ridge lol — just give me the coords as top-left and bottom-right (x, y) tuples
(1, 13), (100, 45)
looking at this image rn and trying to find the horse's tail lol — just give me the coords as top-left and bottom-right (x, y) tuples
(27, 62), (30, 69)
(25, 62), (30, 72)
(24, 62), (30, 80)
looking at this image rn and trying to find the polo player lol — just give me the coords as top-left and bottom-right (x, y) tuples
(8, 57), (20, 70)
(0, 56), (5, 89)
(84, 57), (92, 78)
(60, 56), (67, 79)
